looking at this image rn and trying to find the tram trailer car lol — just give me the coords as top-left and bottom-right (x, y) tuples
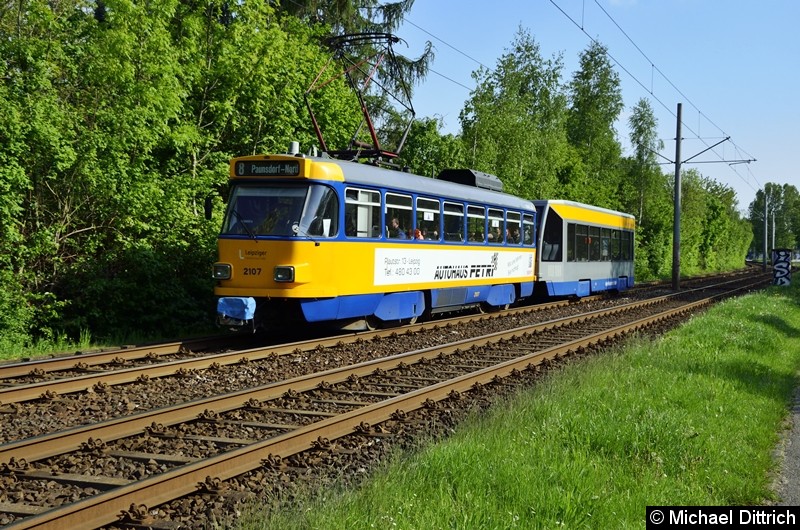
(212, 149), (634, 331)
(533, 200), (635, 298)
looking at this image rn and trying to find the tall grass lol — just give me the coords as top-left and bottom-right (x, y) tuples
(243, 283), (800, 529)
(0, 327), (219, 363)
(0, 329), (95, 362)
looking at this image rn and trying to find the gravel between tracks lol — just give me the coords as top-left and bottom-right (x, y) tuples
(4, 274), (784, 527)
(0, 297), (639, 443)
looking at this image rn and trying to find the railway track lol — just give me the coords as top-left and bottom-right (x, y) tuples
(0, 267), (759, 405)
(1, 298), (652, 422)
(0, 267), (757, 372)
(0, 271), (770, 528)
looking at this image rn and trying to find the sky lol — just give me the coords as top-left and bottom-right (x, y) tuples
(394, 0), (800, 213)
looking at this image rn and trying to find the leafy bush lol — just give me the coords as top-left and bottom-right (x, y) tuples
(56, 241), (217, 342)
(0, 269), (34, 348)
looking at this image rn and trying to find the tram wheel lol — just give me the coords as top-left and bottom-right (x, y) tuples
(365, 315), (382, 331)
(481, 302), (510, 313)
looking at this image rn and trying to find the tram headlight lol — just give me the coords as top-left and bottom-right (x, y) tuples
(212, 263), (231, 280)
(274, 266), (295, 283)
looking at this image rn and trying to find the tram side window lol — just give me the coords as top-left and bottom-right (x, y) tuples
(622, 230), (633, 260)
(386, 193), (413, 239)
(506, 212), (521, 244)
(568, 223), (632, 262)
(567, 223), (576, 261)
(443, 202), (464, 242)
(572, 223), (590, 261)
(611, 230), (622, 260)
(601, 228), (611, 261)
(302, 185), (339, 237)
(588, 226), (601, 261)
(345, 187), (380, 238)
(522, 214), (535, 246)
(488, 208), (504, 243)
(416, 197), (440, 241)
(467, 205), (485, 243)
(542, 211), (563, 261)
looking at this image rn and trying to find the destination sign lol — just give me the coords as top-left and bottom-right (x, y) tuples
(234, 160), (301, 177)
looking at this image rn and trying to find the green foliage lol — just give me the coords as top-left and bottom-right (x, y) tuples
(677, 171), (752, 275)
(783, 186), (800, 250)
(0, 269), (34, 350)
(698, 181), (748, 270)
(625, 98), (664, 223)
(563, 41), (624, 209)
(0, 1), (757, 347)
(677, 170), (707, 275)
(57, 239), (217, 340)
(460, 27), (568, 200)
(280, 0), (430, 151)
(395, 117), (466, 177)
(620, 100), (673, 281)
(279, 0), (415, 36)
(456, 32), (748, 281)
(0, 0), (364, 345)
(748, 183), (799, 255)
(633, 179), (674, 280)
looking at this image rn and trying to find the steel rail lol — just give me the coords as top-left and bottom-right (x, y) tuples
(0, 276), (769, 465)
(0, 335), (236, 379)
(0, 310), (581, 464)
(0, 279), (764, 404)
(5, 281), (758, 530)
(0, 267), (760, 383)
(0, 299), (585, 404)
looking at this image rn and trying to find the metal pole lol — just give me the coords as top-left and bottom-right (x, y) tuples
(772, 209), (776, 251)
(672, 103), (682, 290)
(763, 192), (768, 271)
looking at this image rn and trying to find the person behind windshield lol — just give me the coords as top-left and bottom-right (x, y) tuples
(228, 196), (266, 235)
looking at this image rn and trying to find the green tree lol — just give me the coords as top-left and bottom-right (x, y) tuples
(671, 170), (751, 276)
(283, 0), (430, 158)
(0, 14), (32, 345)
(58, 0), (362, 339)
(460, 27), (569, 199)
(677, 169), (712, 275)
(26, 0), (205, 338)
(749, 183), (799, 254)
(0, 0), (365, 343)
(698, 180), (750, 271)
(0, 0), (137, 339)
(395, 117), (467, 178)
(783, 185), (800, 250)
(623, 98), (672, 280)
(564, 41), (624, 208)
(280, 0), (415, 35)
(625, 98), (664, 222)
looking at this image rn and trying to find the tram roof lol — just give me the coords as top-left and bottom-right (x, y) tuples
(533, 199), (635, 220)
(315, 156), (536, 212)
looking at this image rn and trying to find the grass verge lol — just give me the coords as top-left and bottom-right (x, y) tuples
(0, 327), (220, 363)
(0, 329), (96, 363)
(241, 283), (800, 529)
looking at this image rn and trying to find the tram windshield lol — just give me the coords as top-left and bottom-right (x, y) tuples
(221, 184), (339, 238)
